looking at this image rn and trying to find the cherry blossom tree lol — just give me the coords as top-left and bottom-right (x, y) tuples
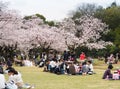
(21, 15), (67, 53)
(0, 6), (112, 56)
(58, 15), (112, 51)
(0, 13), (67, 54)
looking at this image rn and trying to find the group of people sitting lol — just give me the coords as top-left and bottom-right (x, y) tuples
(43, 58), (94, 75)
(36, 51), (94, 75)
(0, 63), (34, 89)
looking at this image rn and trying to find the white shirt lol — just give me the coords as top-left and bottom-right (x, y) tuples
(0, 74), (6, 88)
(23, 60), (33, 67)
(74, 65), (79, 73)
(8, 72), (23, 84)
(49, 61), (56, 68)
(88, 64), (94, 72)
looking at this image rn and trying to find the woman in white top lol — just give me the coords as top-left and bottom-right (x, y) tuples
(7, 69), (23, 89)
(7, 68), (33, 89)
(0, 71), (6, 89)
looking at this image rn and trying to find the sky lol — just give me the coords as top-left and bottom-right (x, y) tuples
(3, 0), (120, 21)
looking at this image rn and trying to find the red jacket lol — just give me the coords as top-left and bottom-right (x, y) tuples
(80, 53), (85, 60)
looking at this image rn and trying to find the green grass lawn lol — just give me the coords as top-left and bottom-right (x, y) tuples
(7, 61), (120, 89)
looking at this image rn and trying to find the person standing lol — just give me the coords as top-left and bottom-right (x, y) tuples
(63, 50), (69, 61)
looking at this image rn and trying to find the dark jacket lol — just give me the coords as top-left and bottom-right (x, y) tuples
(102, 69), (112, 79)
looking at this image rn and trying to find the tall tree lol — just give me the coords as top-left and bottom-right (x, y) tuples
(95, 4), (120, 30)
(58, 15), (112, 51)
(71, 3), (103, 19)
(94, 2), (120, 50)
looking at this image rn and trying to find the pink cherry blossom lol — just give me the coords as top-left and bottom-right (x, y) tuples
(58, 15), (112, 50)
(0, 9), (112, 54)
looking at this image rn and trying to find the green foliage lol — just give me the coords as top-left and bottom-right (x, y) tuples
(45, 21), (55, 26)
(105, 45), (119, 54)
(23, 13), (56, 26)
(35, 14), (56, 26)
(75, 45), (119, 58)
(100, 30), (115, 42)
(75, 46), (89, 57)
(0, 45), (17, 61)
(35, 13), (46, 21)
(114, 26), (120, 47)
(75, 46), (104, 58)
(110, 2), (117, 7)
(71, 2), (120, 52)
(95, 5), (120, 29)
(72, 11), (82, 20)
(71, 2), (120, 54)
(23, 16), (32, 20)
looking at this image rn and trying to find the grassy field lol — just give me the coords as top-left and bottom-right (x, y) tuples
(6, 60), (120, 89)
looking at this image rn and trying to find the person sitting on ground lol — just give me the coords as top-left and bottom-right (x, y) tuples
(6, 58), (12, 67)
(74, 63), (79, 74)
(78, 62), (83, 75)
(112, 71), (119, 80)
(7, 68), (34, 89)
(23, 59), (33, 67)
(102, 64), (113, 79)
(7, 68), (23, 89)
(112, 67), (120, 80)
(4, 66), (15, 74)
(49, 59), (57, 73)
(0, 63), (6, 89)
(69, 62), (76, 75)
(87, 61), (94, 75)
(117, 67), (120, 77)
(82, 62), (89, 75)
